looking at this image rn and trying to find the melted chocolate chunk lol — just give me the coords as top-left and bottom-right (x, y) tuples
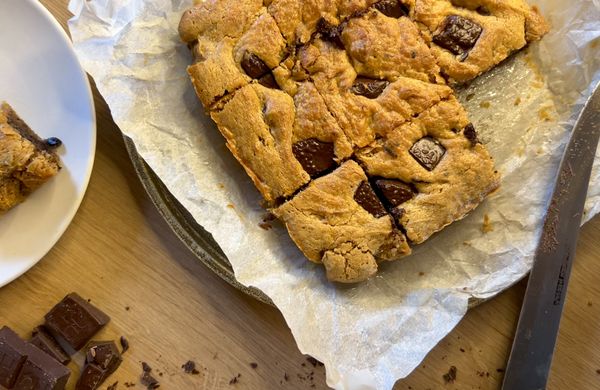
(410, 137), (446, 171)
(241, 52), (270, 79)
(432, 15), (482, 56)
(375, 179), (415, 207)
(374, 0), (409, 18)
(354, 181), (387, 218)
(316, 18), (345, 49)
(292, 139), (336, 177)
(258, 73), (279, 89)
(476, 6), (491, 16)
(350, 78), (390, 99)
(76, 364), (105, 390)
(463, 123), (479, 145)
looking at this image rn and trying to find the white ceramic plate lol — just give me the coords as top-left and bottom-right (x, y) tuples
(0, 0), (96, 286)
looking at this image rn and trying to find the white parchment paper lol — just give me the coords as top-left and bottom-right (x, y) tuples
(67, 1), (600, 388)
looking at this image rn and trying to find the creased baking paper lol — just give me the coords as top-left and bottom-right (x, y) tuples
(67, 1), (600, 388)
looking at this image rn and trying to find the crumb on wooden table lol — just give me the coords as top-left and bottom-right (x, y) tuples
(482, 214), (494, 233)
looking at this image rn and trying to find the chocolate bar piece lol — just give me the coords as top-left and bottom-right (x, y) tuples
(85, 341), (122, 376)
(0, 327), (28, 388)
(76, 341), (122, 390)
(44, 293), (110, 350)
(0, 326), (70, 390)
(30, 327), (70, 365)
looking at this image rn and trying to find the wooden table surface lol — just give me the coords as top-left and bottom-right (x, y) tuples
(2, 1), (600, 389)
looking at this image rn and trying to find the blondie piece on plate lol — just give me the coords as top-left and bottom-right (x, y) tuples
(0, 103), (61, 213)
(179, 0), (546, 282)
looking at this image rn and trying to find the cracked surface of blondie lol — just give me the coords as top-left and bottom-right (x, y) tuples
(178, 0), (546, 282)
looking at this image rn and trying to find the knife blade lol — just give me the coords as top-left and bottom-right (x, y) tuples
(501, 83), (600, 390)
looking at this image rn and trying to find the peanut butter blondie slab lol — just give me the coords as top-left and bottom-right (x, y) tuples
(0, 103), (61, 212)
(273, 160), (411, 283)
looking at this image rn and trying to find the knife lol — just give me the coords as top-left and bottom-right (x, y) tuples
(501, 83), (600, 390)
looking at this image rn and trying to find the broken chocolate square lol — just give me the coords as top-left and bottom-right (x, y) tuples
(432, 15), (483, 56)
(44, 293), (110, 350)
(375, 179), (415, 207)
(85, 341), (122, 376)
(350, 77), (390, 99)
(30, 326), (71, 365)
(374, 0), (409, 18)
(354, 181), (388, 218)
(410, 137), (446, 171)
(241, 51), (270, 79)
(292, 138), (336, 178)
(0, 327), (28, 388)
(15, 343), (71, 390)
(76, 363), (105, 390)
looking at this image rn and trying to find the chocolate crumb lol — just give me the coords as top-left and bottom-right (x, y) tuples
(250, 362), (258, 369)
(588, 301), (593, 307)
(87, 298), (92, 303)
(124, 382), (136, 388)
(459, 348), (465, 353)
(486, 372), (490, 377)
(596, 369), (600, 374)
(443, 366), (457, 383)
(141, 362), (159, 389)
(497, 368), (505, 373)
(182, 360), (199, 375)
(419, 272), (425, 276)
(107, 382), (118, 390)
(229, 373), (241, 385)
(306, 356), (323, 367)
(284, 373), (289, 381)
(120, 336), (130, 354)
(125, 306), (130, 311)
(259, 222), (272, 230)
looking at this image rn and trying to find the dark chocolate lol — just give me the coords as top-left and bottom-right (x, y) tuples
(182, 360), (199, 374)
(409, 137), (446, 171)
(0, 327), (28, 388)
(292, 138), (336, 178)
(85, 341), (122, 376)
(140, 363), (159, 389)
(354, 181), (388, 218)
(374, 0), (409, 18)
(374, 179), (415, 207)
(432, 15), (482, 56)
(350, 77), (389, 99)
(463, 123), (479, 145)
(119, 336), (129, 354)
(30, 326), (70, 365)
(258, 73), (279, 89)
(14, 342), (71, 390)
(241, 52), (270, 79)
(316, 18), (345, 49)
(44, 293), (110, 351)
(75, 364), (105, 390)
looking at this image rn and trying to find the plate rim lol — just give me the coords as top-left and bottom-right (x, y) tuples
(0, 0), (97, 287)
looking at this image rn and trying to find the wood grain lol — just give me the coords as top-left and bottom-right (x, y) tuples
(1, 1), (599, 389)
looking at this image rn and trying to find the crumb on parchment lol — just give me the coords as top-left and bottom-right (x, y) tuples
(482, 214), (494, 233)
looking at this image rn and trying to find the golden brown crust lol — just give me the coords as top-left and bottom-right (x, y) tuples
(0, 103), (60, 213)
(178, 0), (547, 282)
(273, 161), (411, 283)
